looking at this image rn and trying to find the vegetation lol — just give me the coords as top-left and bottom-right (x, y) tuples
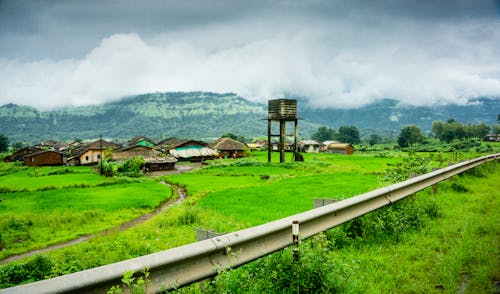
(175, 160), (499, 294)
(310, 125), (361, 144)
(337, 125), (361, 144)
(0, 147), (498, 291)
(1, 93), (499, 144)
(397, 125), (425, 148)
(432, 119), (491, 143)
(311, 126), (336, 142)
(0, 165), (172, 260)
(0, 134), (8, 152)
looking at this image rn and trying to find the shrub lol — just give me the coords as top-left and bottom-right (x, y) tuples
(0, 255), (53, 288)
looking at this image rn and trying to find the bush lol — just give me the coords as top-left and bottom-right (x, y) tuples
(0, 255), (53, 288)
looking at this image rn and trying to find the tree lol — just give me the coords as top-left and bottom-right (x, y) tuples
(397, 125), (425, 148)
(222, 133), (238, 140)
(0, 134), (9, 152)
(368, 134), (382, 146)
(337, 125), (360, 144)
(466, 123), (490, 139)
(311, 127), (336, 142)
(11, 142), (24, 150)
(493, 125), (500, 134)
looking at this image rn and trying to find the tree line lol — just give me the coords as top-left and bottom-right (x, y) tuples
(310, 117), (499, 148)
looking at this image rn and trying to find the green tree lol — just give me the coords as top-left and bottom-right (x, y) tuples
(493, 125), (500, 134)
(466, 123), (490, 139)
(432, 121), (444, 140)
(337, 126), (360, 144)
(0, 134), (9, 152)
(11, 142), (24, 150)
(368, 134), (382, 146)
(311, 127), (336, 142)
(397, 125), (425, 148)
(222, 133), (238, 140)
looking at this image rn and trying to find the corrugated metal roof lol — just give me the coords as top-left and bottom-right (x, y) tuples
(169, 147), (218, 158)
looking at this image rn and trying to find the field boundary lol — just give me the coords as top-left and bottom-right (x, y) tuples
(1, 153), (498, 294)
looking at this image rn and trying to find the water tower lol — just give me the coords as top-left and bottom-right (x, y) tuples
(267, 99), (298, 163)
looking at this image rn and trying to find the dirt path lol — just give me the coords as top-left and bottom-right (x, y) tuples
(0, 182), (187, 264)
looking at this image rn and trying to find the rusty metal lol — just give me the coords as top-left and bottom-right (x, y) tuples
(1, 153), (497, 294)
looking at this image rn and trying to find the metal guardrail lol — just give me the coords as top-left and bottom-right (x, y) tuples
(1, 153), (498, 293)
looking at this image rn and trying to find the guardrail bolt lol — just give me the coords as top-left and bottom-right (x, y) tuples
(292, 220), (300, 262)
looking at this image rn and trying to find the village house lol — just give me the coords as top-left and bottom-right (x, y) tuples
(156, 137), (185, 152)
(299, 140), (320, 153)
(34, 140), (68, 151)
(327, 143), (354, 155)
(128, 136), (156, 148)
(483, 134), (500, 142)
(211, 137), (247, 158)
(167, 140), (218, 162)
(4, 146), (41, 162)
(247, 140), (266, 151)
(24, 150), (64, 166)
(320, 140), (339, 152)
(67, 139), (121, 166)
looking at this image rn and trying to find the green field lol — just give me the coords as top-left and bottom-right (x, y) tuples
(0, 150), (498, 291)
(0, 165), (172, 260)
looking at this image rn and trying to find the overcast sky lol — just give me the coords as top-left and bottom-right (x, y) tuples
(1, 0), (499, 110)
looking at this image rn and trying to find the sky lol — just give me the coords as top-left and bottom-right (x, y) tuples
(0, 0), (500, 110)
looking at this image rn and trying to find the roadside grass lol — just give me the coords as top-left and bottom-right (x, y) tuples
(178, 162), (499, 293)
(0, 151), (497, 290)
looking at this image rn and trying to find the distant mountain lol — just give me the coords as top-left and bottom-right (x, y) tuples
(0, 92), (498, 143)
(300, 98), (499, 135)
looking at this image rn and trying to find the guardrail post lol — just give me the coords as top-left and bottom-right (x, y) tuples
(292, 220), (300, 262)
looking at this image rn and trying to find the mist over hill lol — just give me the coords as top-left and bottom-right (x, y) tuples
(0, 92), (498, 143)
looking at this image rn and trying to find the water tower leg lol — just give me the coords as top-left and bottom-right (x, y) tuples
(280, 120), (286, 163)
(267, 119), (271, 162)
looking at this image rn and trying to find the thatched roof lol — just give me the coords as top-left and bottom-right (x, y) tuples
(211, 137), (246, 151)
(157, 137), (185, 146)
(143, 155), (177, 164)
(73, 139), (121, 157)
(25, 150), (63, 157)
(112, 146), (160, 161)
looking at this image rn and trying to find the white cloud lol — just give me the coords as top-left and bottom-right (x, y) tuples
(1, 18), (500, 110)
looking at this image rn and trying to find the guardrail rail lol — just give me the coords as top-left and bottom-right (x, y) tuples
(1, 153), (498, 293)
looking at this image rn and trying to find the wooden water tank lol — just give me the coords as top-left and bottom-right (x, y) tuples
(268, 99), (297, 120)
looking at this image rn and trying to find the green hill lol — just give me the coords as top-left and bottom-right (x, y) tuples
(0, 92), (498, 143)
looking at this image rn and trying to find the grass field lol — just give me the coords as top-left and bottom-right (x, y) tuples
(178, 162), (500, 293)
(0, 150), (498, 291)
(0, 165), (172, 260)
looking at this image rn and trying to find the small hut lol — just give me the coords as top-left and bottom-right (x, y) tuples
(327, 143), (354, 155)
(24, 150), (63, 166)
(144, 155), (177, 171)
(211, 137), (247, 158)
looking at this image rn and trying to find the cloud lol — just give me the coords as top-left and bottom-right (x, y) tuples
(1, 12), (500, 110)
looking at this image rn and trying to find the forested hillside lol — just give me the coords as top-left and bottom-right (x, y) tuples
(0, 92), (498, 143)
